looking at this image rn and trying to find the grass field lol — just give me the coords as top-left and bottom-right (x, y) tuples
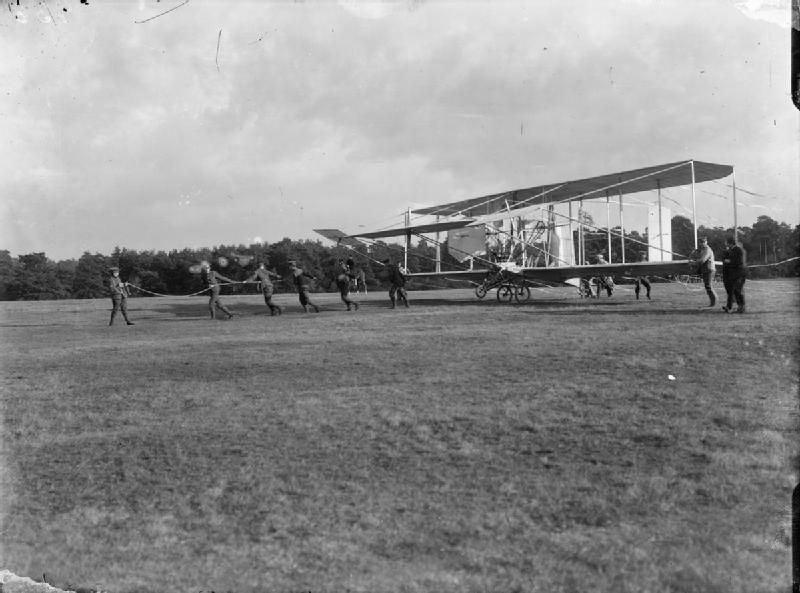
(0, 279), (797, 593)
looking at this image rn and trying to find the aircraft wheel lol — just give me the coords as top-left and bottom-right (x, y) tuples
(475, 284), (488, 299)
(514, 285), (531, 302)
(497, 285), (514, 303)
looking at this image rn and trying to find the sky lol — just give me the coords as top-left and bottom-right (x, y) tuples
(1, 0), (798, 261)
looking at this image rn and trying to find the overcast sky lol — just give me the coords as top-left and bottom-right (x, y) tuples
(2, 0), (797, 261)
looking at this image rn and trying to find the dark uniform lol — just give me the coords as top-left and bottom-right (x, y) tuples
(634, 277), (652, 300)
(387, 262), (409, 308)
(246, 264), (282, 316)
(721, 238), (746, 313)
(202, 266), (236, 319)
(290, 262), (320, 313)
(336, 260), (359, 311)
(345, 257), (365, 293)
(107, 267), (134, 326)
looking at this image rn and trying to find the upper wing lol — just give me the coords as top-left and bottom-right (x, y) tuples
(411, 160), (733, 217)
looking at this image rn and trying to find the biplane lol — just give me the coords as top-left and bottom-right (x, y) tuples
(316, 160), (737, 299)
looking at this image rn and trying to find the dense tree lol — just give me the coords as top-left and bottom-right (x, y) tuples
(0, 213), (796, 300)
(55, 260), (77, 293)
(7, 253), (70, 300)
(72, 252), (109, 298)
(0, 250), (14, 300)
(671, 215), (696, 258)
(745, 216), (789, 264)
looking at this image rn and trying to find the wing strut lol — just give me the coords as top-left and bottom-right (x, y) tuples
(404, 207), (411, 270)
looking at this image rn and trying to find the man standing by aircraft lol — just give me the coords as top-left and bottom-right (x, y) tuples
(384, 259), (409, 309)
(107, 266), (134, 326)
(721, 236), (746, 313)
(246, 261), (282, 316)
(694, 237), (717, 307)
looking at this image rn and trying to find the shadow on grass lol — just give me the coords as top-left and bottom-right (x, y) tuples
(514, 307), (732, 317)
(0, 323), (80, 328)
(135, 297), (724, 319)
(406, 296), (711, 315)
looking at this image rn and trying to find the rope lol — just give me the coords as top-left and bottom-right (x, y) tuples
(342, 244), (388, 267)
(746, 256), (799, 268)
(126, 281), (243, 298)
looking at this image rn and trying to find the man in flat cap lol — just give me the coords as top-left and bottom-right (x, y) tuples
(107, 266), (134, 326)
(694, 237), (717, 307)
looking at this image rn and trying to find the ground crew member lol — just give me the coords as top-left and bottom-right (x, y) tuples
(246, 262), (282, 316)
(336, 259), (359, 311)
(694, 236), (717, 307)
(384, 259), (409, 308)
(289, 261), (320, 313)
(634, 277), (652, 300)
(201, 262), (236, 319)
(721, 236), (747, 313)
(107, 266), (134, 326)
(346, 257), (365, 294)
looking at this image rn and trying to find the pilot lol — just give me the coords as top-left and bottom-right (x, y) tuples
(634, 250), (652, 300)
(107, 266), (134, 326)
(634, 277), (652, 300)
(595, 253), (614, 297)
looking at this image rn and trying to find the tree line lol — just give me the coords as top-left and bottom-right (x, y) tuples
(0, 215), (796, 300)
(0, 238), (454, 301)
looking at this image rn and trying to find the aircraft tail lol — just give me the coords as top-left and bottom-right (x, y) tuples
(313, 229), (365, 247)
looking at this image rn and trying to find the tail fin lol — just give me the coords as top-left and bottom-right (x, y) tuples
(313, 229), (365, 247)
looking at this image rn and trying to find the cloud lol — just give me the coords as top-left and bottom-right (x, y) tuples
(0, 0), (796, 260)
(732, 0), (792, 28)
(337, 0), (409, 20)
